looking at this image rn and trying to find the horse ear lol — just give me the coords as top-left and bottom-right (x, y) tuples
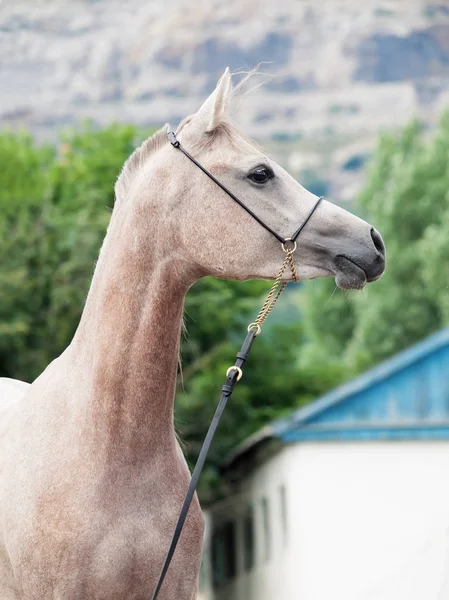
(194, 68), (233, 133)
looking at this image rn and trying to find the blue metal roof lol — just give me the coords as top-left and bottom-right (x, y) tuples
(272, 327), (449, 442)
(224, 328), (449, 468)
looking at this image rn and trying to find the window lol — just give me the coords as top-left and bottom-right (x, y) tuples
(243, 505), (255, 571)
(261, 497), (271, 561)
(211, 520), (237, 587)
(280, 484), (288, 547)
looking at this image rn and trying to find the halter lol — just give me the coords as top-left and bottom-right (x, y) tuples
(150, 131), (323, 600)
(167, 131), (323, 247)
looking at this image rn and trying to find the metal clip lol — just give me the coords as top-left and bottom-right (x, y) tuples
(167, 131), (180, 148)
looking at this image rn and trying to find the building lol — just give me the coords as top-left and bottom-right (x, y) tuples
(201, 328), (449, 600)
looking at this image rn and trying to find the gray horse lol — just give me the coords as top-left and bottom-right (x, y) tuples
(0, 69), (385, 600)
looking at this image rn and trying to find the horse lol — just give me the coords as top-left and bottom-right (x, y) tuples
(0, 68), (385, 599)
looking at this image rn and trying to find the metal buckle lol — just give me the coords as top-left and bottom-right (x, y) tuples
(226, 366), (243, 381)
(167, 131), (180, 148)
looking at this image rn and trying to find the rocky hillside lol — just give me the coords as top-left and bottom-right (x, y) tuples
(1, 0), (449, 198)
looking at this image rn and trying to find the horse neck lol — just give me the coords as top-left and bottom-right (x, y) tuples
(67, 208), (193, 462)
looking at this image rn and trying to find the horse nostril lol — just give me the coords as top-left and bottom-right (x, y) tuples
(371, 228), (385, 256)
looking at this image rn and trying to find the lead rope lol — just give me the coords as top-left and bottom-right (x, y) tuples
(150, 243), (298, 600)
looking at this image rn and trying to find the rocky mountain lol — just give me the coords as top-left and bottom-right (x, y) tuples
(1, 0), (449, 199)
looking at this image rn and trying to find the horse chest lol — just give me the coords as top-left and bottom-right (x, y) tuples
(78, 502), (204, 600)
(8, 455), (204, 600)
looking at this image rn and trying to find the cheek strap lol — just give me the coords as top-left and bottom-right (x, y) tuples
(167, 130), (323, 245)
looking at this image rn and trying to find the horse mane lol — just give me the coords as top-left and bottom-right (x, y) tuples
(115, 124), (170, 200)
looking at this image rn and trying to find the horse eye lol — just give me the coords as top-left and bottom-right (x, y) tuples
(248, 166), (273, 184)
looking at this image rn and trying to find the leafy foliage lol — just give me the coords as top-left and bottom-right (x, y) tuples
(0, 123), (141, 377)
(300, 111), (449, 376)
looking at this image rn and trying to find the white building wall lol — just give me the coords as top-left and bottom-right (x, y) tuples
(208, 440), (449, 600)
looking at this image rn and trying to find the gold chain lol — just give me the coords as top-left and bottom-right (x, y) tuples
(247, 243), (299, 336)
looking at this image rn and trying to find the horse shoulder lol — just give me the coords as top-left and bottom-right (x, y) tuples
(0, 378), (30, 404)
(0, 378), (30, 431)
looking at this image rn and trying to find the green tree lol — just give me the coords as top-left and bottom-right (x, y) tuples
(0, 123), (145, 378)
(0, 131), (55, 376)
(300, 112), (449, 375)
